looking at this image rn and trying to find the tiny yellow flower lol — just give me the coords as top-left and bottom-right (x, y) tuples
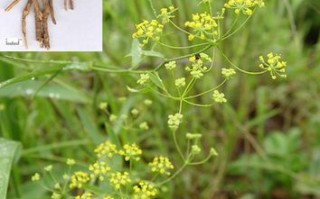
(168, 113), (183, 131)
(191, 145), (201, 155)
(103, 196), (114, 199)
(185, 12), (219, 41)
(137, 73), (150, 85)
(144, 99), (153, 106)
(158, 5), (176, 24)
(44, 165), (53, 172)
(224, 0), (265, 16)
(67, 159), (76, 166)
(186, 53), (211, 79)
(210, 147), (219, 156)
(133, 181), (158, 199)
(139, 122), (149, 130)
(186, 133), (202, 140)
(109, 172), (131, 190)
(149, 156), (174, 176)
(221, 68), (236, 79)
(75, 192), (93, 199)
(109, 114), (117, 122)
(212, 90), (227, 103)
(165, 61), (177, 70)
(118, 143), (143, 161)
(175, 78), (186, 88)
(99, 102), (108, 110)
(51, 192), (62, 199)
(89, 161), (111, 181)
(131, 108), (139, 115)
(31, 173), (41, 181)
(132, 20), (164, 46)
(54, 183), (61, 189)
(69, 171), (90, 189)
(94, 141), (117, 158)
(259, 52), (287, 79)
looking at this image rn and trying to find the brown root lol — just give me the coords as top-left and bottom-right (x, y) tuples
(5, 0), (23, 11)
(22, 0), (33, 49)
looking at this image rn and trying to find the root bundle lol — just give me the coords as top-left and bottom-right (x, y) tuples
(5, 0), (74, 49)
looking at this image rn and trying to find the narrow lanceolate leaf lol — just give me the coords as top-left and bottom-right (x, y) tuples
(141, 50), (164, 58)
(0, 80), (90, 103)
(130, 39), (142, 69)
(0, 139), (21, 199)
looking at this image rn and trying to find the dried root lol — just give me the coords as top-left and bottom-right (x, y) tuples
(64, 0), (74, 10)
(5, 0), (22, 11)
(5, 0), (74, 49)
(22, 0), (33, 48)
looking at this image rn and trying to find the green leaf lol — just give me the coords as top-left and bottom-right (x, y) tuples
(0, 80), (90, 103)
(130, 39), (142, 69)
(141, 50), (164, 58)
(126, 86), (150, 93)
(0, 66), (63, 89)
(149, 72), (165, 90)
(263, 129), (301, 157)
(0, 139), (21, 199)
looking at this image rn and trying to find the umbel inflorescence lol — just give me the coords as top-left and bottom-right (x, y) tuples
(4, 0), (74, 49)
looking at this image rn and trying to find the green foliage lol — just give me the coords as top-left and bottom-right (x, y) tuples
(0, 0), (319, 198)
(0, 139), (21, 199)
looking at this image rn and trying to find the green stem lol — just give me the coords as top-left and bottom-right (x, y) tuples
(222, 15), (240, 38)
(148, 0), (157, 17)
(166, 45), (213, 62)
(189, 153), (213, 165)
(169, 20), (191, 35)
(1, 55), (73, 65)
(185, 79), (227, 99)
(157, 41), (210, 49)
(183, 100), (215, 107)
(157, 162), (188, 186)
(90, 65), (152, 74)
(219, 48), (267, 75)
(220, 12), (254, 41)
(173, 129), (185, 161)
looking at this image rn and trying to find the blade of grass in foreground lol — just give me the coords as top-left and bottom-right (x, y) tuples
(0, 138), (21, 199)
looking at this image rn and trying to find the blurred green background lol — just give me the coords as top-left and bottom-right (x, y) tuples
(0, 0), (319, 198)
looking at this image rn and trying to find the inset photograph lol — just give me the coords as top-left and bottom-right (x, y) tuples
(0, 0), (102, 51)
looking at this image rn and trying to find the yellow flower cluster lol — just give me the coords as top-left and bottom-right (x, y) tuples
(51, 192), (62, 199)
(75, 192), (93, 199)
(185, 12), (218, 41)
(175, 77), (186, 88)
(212, 90), (227, 103)
(88, 161), (111, 181)
(133, 181), (158, 199)
(165, 61), (177, 70)
(137, 73), (150, 85)
(224, 0), (265, 16)
(149, 156), (174, 176)
(259, 52), (287, 79)
(158, 6), (176, 24)
(69, 171), (90, 189)
(109, 172), (132, 190)
(186, 53), (212, 79)
(103, 196), (114, 199)
(221, 68), (236, 79)
(168, 113), (183, 131)
(132, 20), (164, 46)
(118, 143), (143, 161)
(94, 141), (117, 158)
(31, 173), (41, 181)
